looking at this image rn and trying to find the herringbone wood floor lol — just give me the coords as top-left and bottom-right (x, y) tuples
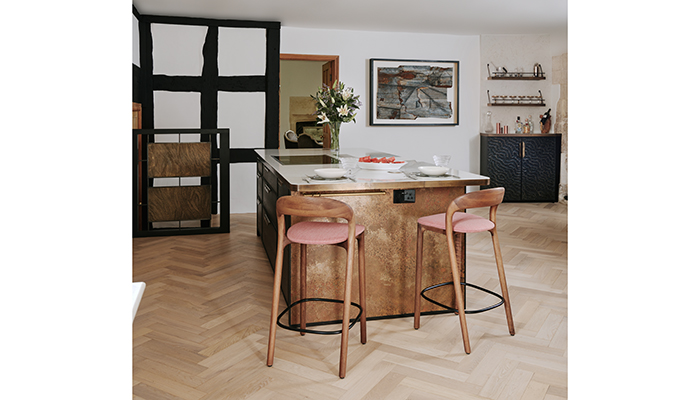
(133, 202), (567, 399)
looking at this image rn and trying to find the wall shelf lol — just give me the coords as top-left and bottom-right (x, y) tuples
(488, 75), (545, 80)
(487, 63), (545, 80)
(487, 90), (545, 107)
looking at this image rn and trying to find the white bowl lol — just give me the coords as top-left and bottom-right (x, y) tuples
(418, 166), (449, 176)
(358, 161), (406, 171)
(314, 168), (347, 179)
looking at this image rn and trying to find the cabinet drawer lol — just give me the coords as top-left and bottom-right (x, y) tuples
(261, 209), (277, 266)
(262, 180), (277, 228)
(262, 164), (277, 189)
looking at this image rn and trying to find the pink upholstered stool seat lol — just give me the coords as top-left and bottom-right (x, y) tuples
(288, 221), (366, 245)
(417, 212), (495, 233)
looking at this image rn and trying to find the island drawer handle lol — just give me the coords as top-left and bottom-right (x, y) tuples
(303, 191), (386, 197)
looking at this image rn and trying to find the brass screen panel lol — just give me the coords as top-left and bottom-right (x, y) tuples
(148, 143), (211, 178)
(148, 186), (211, 222)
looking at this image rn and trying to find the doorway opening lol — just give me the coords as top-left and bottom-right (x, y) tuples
(279, 54), (339, 149)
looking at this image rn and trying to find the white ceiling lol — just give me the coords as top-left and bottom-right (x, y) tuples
(132, 0), (567, 36)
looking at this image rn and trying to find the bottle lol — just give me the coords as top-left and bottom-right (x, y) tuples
(523, 117), (530, 133)
(528, 115), (534, 133)
(515, 116), (523, 133)
(539, 109), (552, 133)
(483, 111), (494, 133)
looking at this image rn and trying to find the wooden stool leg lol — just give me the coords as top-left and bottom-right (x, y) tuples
(300, 243), (307, 336)
(414, 224), (424, 330)
(267, 242), (287, 366)
(447, 230), (471, 354)
(454, 233), (466, 314)
(338, 238), (356, 379)
(491, 228), (515, 336)
(358, 233), (367, 344)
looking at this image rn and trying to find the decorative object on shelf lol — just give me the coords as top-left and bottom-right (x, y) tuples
(311, 80), (361, 154)
(533, 63), (543, 77)
(488, 90), (545, 106)
(540, 109), (552, 134)
(370, 58), (459, 126)
(487, 63), (545, 80)
(483, 111), (494, 133)
(515, 116), (523, 134)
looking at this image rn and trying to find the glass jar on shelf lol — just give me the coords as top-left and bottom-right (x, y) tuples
(482, 111), (494, 133)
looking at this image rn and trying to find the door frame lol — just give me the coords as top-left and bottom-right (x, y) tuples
(280, 54), (339, 148)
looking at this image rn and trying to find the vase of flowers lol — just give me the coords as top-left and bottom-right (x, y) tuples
(311, 80), (361, 154)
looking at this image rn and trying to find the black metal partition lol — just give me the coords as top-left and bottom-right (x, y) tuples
(133, 128), (230, 237)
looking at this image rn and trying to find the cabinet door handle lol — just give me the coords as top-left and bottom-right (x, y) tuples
(520, 142), (526, 158)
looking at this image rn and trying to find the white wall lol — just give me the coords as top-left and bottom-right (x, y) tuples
(281, 27), (481, 179)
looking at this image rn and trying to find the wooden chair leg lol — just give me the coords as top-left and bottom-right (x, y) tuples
(454, 233), (466, 314)
(358, 233), (367, 344)
(299, 243), (307, 336)
(267, 243), (287, 367)
(338, 238), (356, 379)
(414, 224), (424, 330)
(447, 231), (471, 354)
(491, 228), (515, 336)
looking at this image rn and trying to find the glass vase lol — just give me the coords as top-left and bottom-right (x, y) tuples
(329, 121), (341, 154)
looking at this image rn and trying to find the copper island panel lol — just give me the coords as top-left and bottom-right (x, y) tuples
(287, 186), (465, 324)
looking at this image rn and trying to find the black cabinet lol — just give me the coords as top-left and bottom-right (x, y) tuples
(256, 157), (291, 304)
(480, 134), (561, 202)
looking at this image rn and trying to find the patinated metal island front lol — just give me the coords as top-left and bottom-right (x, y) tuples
(255, 148), (489, 324)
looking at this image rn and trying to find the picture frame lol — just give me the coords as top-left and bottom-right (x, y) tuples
(369, 58), (459, 126)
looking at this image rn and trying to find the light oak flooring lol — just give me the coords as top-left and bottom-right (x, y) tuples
(133, 202), (567, 399)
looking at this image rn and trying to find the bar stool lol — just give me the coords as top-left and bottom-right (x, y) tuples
(266, 196), (367, 379)
(414, 187), (514, 354)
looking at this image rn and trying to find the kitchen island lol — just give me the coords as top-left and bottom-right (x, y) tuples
(256, 148), (489, 324)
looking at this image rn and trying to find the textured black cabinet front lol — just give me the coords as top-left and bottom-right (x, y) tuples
(480, 134), (561, 202)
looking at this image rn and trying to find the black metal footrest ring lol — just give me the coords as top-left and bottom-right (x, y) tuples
(276, 297), (363, 335)
(421, 282), (504, 314)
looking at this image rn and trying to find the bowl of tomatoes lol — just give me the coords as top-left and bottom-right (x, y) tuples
(358, 156), (406, 171)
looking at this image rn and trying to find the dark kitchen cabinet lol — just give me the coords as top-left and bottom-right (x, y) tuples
(480, 133), (561, 202)
(257, 156), (291, 304)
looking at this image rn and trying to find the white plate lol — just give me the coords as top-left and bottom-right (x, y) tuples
(358, 161), (406, 171)
(418, 166), (449, 176)
(314, 168), (347, 179)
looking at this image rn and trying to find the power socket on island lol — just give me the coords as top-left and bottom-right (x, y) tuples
(393, 189), (416, 203)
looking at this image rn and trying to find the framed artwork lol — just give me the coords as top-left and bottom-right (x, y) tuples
(369, 58), (459, 126)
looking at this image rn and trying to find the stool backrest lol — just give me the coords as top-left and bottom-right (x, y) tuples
(276, 196), (357, 241)
(446, 188), (505, 232)
(277, 196), (354, 221)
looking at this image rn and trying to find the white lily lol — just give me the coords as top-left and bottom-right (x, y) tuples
(317, 112), (330, 124)
(337, 104), (349, 117)
(341, 88), (352, 101)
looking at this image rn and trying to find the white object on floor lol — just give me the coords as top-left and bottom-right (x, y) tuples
(132, 282), (146, 322)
